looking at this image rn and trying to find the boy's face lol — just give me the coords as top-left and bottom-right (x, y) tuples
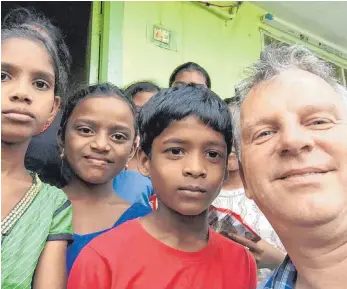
(138, 116), (228, 216)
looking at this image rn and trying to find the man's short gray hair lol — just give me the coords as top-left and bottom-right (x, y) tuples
(232, 44), (347, 157)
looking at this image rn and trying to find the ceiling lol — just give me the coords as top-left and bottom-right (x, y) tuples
(255, 1), (347, 50)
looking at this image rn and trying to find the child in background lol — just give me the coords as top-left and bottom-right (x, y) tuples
(169, 61), (211, 88)
(58, 83), (151, 274)
(68, 84), (257, 289)
(113, 81), (159, 206)
(1, 8), (73, 289)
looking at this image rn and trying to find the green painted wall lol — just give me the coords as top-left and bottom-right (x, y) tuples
(98, 1), (347, 96)
(120, 1), (267, 98)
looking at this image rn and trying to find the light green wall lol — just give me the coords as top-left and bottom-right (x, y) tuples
(99, 1), (347, 96)
(120, 1), (267, 98)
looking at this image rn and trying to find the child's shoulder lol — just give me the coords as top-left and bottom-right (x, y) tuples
(35, 179), (71, 217)
(211, 229), (256, 273)
(87, 219), (143, 253)
(211, 229), (251, 256)
(39, 181), (69, 205)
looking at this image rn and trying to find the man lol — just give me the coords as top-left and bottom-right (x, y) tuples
(213, 98), (286, 284)
(233, 45), (347, 288)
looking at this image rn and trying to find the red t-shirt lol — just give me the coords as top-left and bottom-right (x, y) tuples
(68, 219), (257, 289)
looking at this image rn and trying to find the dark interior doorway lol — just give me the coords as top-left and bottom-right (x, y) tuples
(1, 1), (92, 85)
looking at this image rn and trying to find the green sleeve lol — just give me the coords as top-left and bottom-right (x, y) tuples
(47, 200), (73, 243)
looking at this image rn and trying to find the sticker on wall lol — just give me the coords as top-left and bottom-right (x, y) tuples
(147, 24), (177, 51)
(154, 26), (170, 44)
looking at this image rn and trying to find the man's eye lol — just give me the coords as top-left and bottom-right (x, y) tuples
(1, 72), (11, 81)
(255, 130), (274, 140)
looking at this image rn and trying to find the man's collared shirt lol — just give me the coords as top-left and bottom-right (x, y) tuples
(259, 255), (297, 289)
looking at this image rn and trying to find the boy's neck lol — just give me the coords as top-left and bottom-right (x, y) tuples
(64, 176), (117, 202)
(1, 140), (30, 178)
(222, 170), (244, 191)
(141, 204), (209, 252)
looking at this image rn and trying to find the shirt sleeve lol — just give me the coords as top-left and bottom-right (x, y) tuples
(47, 199), (73, 243)
(68, 246), (112, 289)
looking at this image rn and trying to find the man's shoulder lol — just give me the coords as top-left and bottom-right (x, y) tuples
(258, 255), (297, 289)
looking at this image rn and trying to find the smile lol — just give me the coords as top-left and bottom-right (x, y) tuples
(84, 156), (112, 165)
(277, 167), (331, 180)
(279, 171), (326, 180)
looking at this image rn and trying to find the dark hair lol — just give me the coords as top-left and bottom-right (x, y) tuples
(138, 84), (232, 157)
(169, 62), (211, 88)
(2, 7), (72, 101)
(59, 83), (138, 143)
(224, 97), (233, 105)
(124, 81), (160, 101)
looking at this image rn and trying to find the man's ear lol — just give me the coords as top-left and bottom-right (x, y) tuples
(239, 161), (253, 200)
(137, 147), (151, 177)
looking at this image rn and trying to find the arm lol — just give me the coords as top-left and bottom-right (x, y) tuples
(230, 234), (285, 270)
(33, 241), (68, 289)
(247, 248), (257, 289)
(68, 246), (112, 289)
(33, 198), (73, 288)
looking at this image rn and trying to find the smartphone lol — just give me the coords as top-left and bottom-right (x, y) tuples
(208, 205), (261, 243)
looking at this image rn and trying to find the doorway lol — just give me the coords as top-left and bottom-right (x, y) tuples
(1, 1), (93, 85)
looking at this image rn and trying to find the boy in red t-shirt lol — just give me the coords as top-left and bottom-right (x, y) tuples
(68, 84), (257, 289)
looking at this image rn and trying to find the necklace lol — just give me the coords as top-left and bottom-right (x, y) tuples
(1, 173), (42, 238)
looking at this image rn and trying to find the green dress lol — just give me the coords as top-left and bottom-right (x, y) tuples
(1, 175), (73, 289)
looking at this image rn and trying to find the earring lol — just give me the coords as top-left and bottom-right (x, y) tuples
(40, 111), (57, 133)
(124, 163), (129, 171)
(60, 148), (65, 159)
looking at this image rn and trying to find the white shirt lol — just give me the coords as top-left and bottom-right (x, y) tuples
(212, 188), (286, 282)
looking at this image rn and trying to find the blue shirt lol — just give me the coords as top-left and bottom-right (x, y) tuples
(258, 255), (297, 289)
(66, 202), (151, 274)
(113, 170), (154, 207)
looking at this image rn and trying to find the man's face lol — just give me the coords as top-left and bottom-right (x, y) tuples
(240, 69), (347, 229)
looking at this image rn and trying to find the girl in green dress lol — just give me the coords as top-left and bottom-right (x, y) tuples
(1, 8), (73, 289)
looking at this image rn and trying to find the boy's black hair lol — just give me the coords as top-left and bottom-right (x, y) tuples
(123, 81), (160, 101)
(169, 62), (211, 88)
(138, 84), (232, 157)
(59, 83), (138, 143)
(2, 7), (72, 102)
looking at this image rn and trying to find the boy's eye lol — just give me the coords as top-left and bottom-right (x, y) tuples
(111, 133), (127, 141)
(33, 80), (50, 91)
(206, 151), (221, 160)
(166, 148), (184, 156)
(1, 72), (11, 81)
